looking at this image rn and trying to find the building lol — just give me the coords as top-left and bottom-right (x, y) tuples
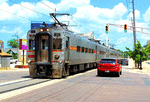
(0, 40), (12, 64)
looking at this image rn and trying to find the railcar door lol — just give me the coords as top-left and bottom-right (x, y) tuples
(65, 37), (70, 61)
(35, 33), (52, 63)
(95, 46), (97, 60)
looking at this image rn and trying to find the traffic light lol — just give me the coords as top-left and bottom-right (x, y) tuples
(124, 24), (127, 33)
(105, 25), (109, 34)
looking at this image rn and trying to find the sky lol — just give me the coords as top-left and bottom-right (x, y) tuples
(0, 0), (150, 51)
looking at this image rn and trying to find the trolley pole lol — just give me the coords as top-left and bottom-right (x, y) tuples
(132, 0), (136, 47)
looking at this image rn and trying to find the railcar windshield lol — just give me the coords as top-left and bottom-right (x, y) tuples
(100, 59), (116, 64)
(53, 39), (62, 50)
(41, 39), (48, 50)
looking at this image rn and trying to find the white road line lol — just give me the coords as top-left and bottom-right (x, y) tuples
(0, 78), (32, 86)
(0, 69), (96, 101)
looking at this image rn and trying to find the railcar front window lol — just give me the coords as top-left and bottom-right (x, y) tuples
(100, 59), (116, 64)
(29, 40), (35, 50)
(42, 39), (48, 50)
(53, 39), (62, 50)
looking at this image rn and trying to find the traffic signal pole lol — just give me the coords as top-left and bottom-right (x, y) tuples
(132, 0), (136, 47)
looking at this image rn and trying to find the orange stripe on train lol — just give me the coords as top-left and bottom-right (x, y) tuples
(70, 46), (77, 50)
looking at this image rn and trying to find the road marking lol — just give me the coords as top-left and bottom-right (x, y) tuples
(0, 69), (96, 101)
(0, 78), (32, 86)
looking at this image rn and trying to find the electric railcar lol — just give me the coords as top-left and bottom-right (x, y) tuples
(27, 14), (121, 78)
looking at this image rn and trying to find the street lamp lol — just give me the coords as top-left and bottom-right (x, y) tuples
(139, 48), (142, 70)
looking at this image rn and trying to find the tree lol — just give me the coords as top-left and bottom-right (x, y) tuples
(126, 41), (149, 69)
(7, 39), (19, 48)
(117, 49), (129, 58)
(7, 39), (19, 59)
(123, 51), (128, 58)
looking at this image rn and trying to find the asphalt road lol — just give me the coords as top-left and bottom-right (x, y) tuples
(0, 69), (29, 83)
(1, 66), (150, 102)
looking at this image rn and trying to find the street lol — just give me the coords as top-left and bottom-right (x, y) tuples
(0, 66), (150, 102)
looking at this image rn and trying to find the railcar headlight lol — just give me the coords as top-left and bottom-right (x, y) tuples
(47, 28), (49, 31)
(55, 54), (60, 59)
(40, 29), (43, 32)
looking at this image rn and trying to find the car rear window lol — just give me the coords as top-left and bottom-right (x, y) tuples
(100, 59), (116, 64)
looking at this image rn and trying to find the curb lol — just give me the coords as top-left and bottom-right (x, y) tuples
(0, 68), (11, 71)
(15, 65), (29, 68)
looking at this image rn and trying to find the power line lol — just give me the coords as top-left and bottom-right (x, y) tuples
(38, 0), (55, 11)
(9, 0), (50, 18)
(38, 0), (91, 32)
(0, 8), (30, 20)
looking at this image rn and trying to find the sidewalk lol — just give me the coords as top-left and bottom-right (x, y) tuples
(128, 68), (150, 76)
(127, 59), (150, 76)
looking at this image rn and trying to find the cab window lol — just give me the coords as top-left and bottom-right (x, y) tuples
(29, 40), (35, 50)
(42, 39), (48, 50)
(53, 39), (62, 50)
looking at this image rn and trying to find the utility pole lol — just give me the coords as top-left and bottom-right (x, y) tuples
(132, 0), (136, 47)
(12, 31), (19, 58)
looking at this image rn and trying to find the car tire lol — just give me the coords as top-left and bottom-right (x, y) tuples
(97, 70), (103, 76)
(116, 71), (120, 77)
(120, 71), (122, 75)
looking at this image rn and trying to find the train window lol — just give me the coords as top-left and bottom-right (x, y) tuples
(42, 39), (48, 50)
(77, 46), (80, 52)
(85, 48), (88, 53)
(89, 48), (91, 53)
(82, 47), (84, 52)
(53, 39), (62, 50)
(92, 49), (94, 53)
(29, 40), (35, 50)
(100, 51), (105, 55)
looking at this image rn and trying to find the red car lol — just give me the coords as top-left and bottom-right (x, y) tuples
(97, 58), (122, 77)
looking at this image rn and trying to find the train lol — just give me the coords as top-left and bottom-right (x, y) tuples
(27, 13), (122, 78)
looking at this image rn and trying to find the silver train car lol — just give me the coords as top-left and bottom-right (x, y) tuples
(27, 22), (121, 78)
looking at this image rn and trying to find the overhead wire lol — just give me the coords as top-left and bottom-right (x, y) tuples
(9, 0), (50, 18)
(38, 0), (91, 32)
(0, 8), (30, 20)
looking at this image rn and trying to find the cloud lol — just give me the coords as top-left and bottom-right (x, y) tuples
(56, 0), (90, 11)
(143, 7), (150, 22)
(127, 10), (140, 19)
(0, 0), (56, 21)
(73, 3), (127, 21)
(140, 34), (150, 40)
(0, 0), (8, 3)
(0, 26), (23, 34)
(71, 3), (127, 34)
(116, 37), (132, 45)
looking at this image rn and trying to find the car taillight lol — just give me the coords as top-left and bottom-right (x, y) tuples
(126, 61), (128, 62)
(28, 55), (35, 58)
